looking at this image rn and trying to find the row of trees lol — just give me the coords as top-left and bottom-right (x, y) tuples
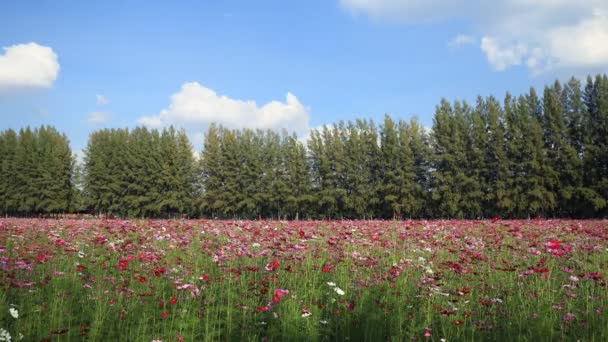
(1, 75), (607, 218)
(0, 126), (74, 216)
(199, 75), (607, 219)
(83, 127), (197, 218)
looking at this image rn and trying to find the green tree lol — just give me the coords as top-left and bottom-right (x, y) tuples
(0, 129), (19, 215)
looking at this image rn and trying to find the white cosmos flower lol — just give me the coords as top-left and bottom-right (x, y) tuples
(0, 328), (11, 342)
(334, 287), (345, 296)
(9, 308), (18, 319)
(78, 251), (85, 258)
(327, 282), (336, 287)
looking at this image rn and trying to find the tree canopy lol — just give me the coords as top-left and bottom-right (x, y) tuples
(1, 74), (607, 218)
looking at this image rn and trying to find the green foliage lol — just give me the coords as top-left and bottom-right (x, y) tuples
(3, 74), (608, 218)
(82, 126), (196, 218)
(0, 126), (73, 216)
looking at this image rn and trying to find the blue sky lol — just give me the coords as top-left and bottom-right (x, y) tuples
(1, 0), (607, 153)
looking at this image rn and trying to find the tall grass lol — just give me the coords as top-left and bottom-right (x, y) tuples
(1, 219), (606, 341)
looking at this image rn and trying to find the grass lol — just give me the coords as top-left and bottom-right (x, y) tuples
(0, 218), (607, 341)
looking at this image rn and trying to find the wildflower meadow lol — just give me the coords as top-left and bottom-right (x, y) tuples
(1, 218), (606, 341)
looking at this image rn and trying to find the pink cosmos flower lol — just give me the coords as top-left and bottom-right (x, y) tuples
(265, 259), (280, 271)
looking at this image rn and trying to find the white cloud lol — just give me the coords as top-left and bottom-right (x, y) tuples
(339, 0), (608, 73)
(96, 94), (109, 105)
(0, 42), (59, 89)
(87, 111), (109, 124)
(546, 9), (608, 67)
(480, 36), (527, 71)
(138, 81), (310, 138)
(448, 34), (476, 49)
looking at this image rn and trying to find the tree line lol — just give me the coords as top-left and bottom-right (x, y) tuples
(1, 75), (607, 218)
(0, 126), (74, 216)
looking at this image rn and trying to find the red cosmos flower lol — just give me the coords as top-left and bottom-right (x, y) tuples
(138, 253), (155, 262)
(585, 272), (602, 281)
(255, 306), (270, 312)
(117, 256), (135, 271)
(177, 334), (185, 342)
(170, 296), (177, 305)
(533, 267), (549, 274)
(92, 236), (107, 245)
(36, 254), (49, 263)
(272, 289), (289, 304)
(545, 240), (561, 249)
(55, 239), (67, 247)
(200, 274), (210, 282)
(348, 301), (356, 311)
(322, 264), (333, 273)
(265, 259), (280, 271)
(153, 267), (166, 277)
(491, 216), (500, 223)
(76, 265), (87, 272)
(299, 230), (305, 238)
(134, 275), (147, 283)
(160, 311), (169, 318)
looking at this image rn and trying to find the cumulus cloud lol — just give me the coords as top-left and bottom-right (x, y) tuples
(480, 36), (528, 71)
(339, 0), (608, 73)
(96, 94), (109, 105)
(87, 111), (109, 124)
(138, 82), (310, 138)
(0, 42), (59, 89)
(546, 9), (608, 68)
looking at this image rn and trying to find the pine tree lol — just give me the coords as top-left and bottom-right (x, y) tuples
(463, 99), (486, 218)
(379, 115), (401, 217)
(521, 92), (556, 217)
(484, 96), (511, 216)
(15, 128), (40, 214)
(200, 124), (226, 218)
(264, 130), (290, 219)
(0, 129), (18, 216)
(583, 75), (608, 214)
(430, 99), (461, 217)
(542, 81), (577, 216)
(174, 128), (197, 216)
(35, 126), (73, 214)
(284, 133), (311, 219)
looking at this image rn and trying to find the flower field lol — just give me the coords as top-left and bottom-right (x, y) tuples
(1, 219), (607, 341)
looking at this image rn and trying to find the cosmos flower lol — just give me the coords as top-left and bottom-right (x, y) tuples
(562, 312), (575, 322)
(301, 308), (312, 317)
(9, 308), (18, 319)
(265, 259), (279, 271)
(0, 328), (11, 342)
(272, 289), (289, 304)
